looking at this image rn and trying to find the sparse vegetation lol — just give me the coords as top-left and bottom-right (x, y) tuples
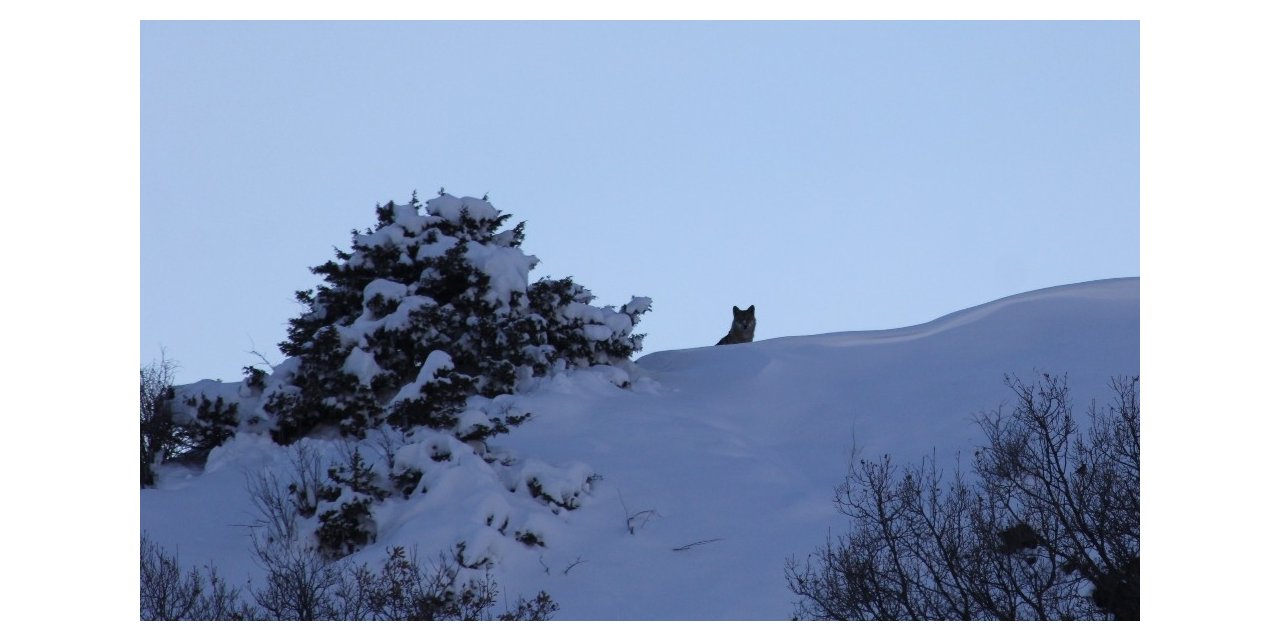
(140, 534), (558, 621)
(786, 374), (1139, 620)
(139, 353), (179, 487)
(140, 534), (256, 620)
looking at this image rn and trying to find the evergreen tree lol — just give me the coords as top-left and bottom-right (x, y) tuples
(160, 191), (647, 558)
(314, 448), (390, 559)
(142, 353), (237, 485)
(262, 192), (650, 448)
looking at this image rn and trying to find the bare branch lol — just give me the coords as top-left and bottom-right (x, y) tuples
(563, 557), (587, 575)
(672, 538), (724, 552)
(617, 488), (660, 535)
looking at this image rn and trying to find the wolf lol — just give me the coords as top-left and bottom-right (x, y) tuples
(716, 305), (756, 345)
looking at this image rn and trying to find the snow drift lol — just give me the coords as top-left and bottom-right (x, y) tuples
(141, 277), (1139, 620)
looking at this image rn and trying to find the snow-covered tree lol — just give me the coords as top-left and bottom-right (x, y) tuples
(157, 190), (647, 560)
(263, 191), (651, 446)
(141, 352), (237, 486)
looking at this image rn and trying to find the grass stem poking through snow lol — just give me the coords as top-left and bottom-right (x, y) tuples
(617, 489), (659, 535)
(672, 538), (725, 552)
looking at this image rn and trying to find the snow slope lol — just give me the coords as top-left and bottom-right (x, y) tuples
(140, 277), (1139, 620)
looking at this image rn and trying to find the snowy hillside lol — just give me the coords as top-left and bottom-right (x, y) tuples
(140, 277), (1139, 620)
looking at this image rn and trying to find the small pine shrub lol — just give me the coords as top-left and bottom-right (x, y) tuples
(313, 448), (391, 559)
(172, 395), (238, 463)
(391, 466), (424, 498)
(243, 366), (268, 391)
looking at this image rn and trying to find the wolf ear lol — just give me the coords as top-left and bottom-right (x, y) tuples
(747, 305), (755, 313)
(733, 306), (742, 313)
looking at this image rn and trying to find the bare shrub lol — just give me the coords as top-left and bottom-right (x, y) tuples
(245, 442), (326, 547)
(140, 534), (255, 620)
(787, 374), (1139, 621)
(249, 538), (342, 621)
(338, 546), (558, 621)
(140, 353), (179, 487)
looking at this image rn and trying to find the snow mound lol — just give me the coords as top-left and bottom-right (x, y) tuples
(142, 278), (1138, 620)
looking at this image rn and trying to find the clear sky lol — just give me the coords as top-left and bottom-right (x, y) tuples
(141, 20), (1138, 384)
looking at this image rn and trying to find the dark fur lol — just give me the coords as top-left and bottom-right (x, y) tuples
(716, 305), (756, 345)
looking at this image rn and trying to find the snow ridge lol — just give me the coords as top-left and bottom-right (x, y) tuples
(143, 278), (1139, 620)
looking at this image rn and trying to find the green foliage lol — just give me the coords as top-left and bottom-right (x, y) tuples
(243, 366), (267, 391)
(177, 394), (238, 460)
(384, 359), (474, 432)
(513, 530), (545, 547)
(265, 193), (649, 446)
(326, 448), (391, 499)
(266, 326), (382, 443)
(315, 500), (377, 560)
(313, 448), (391, 559)
(526, 276), (648, 369)
(525, 474), (597, 512)
(141, 353), (239, 484)
(391, 466), (424, 498)
(158, 192), (646, 566)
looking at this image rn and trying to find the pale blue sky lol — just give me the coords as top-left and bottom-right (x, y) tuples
(142, 21), (1138, 383)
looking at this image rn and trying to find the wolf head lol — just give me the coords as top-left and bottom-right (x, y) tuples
(716, 305), (756, 345)
(731, 305), (756, 333)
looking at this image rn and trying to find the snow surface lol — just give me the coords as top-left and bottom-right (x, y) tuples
(141, 278), (1138, 620)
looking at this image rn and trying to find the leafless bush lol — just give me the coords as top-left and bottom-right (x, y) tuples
(343, 546), (558, 621)
(370, 425), (407, 472)
(977, 374), (1140, 620)
(140, 534), (255, 620)
(245, 540), (557, 621)
(246, 442), (327, 548)
(143, 529), (560, 621)
(787, 374), (1139, 621)
(249, 538), (342, 620)
(140, 352), (179, 486)
(244, 441), (340, 620)
(617, 489), (659, 535)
